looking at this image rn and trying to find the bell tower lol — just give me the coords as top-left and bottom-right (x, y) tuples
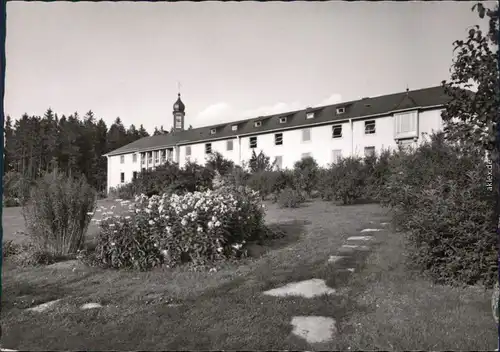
(172, 92), (185, 132)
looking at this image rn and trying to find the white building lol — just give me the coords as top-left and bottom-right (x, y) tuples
(104, 86), (452, 193)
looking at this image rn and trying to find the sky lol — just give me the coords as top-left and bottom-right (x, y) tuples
(5, 1), (492, 133)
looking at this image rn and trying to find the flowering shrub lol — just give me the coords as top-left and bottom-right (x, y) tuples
(94, 186), (269, 270)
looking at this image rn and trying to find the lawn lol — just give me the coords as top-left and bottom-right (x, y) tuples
(1, 200), (497, 350)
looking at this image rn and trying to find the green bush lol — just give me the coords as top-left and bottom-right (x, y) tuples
(277, 187), (305, 208)
(248, 150), (273, 173)
(317, 167), (335, 201)
(3, 171), (33, 205)
(361, 149), (393, 201)
(2, 240), (20, 258)
(246, 171), (282, 200)
(174, 161), (214, 193)
(293, 156), (319, 196)
(322, 156), (366, 205)
(3, 196), (21, 207)
(21, 169), (97, 258)
(109, 182), (138, 200)
(380, 133), (497, 287)
(94, 186), (270, 270)
(206, 152), (235, 176)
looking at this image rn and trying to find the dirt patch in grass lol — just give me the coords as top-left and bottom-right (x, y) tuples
(333, 227), (498, 351)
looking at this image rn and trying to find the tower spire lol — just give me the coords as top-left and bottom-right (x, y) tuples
(177, 81), (181, 96)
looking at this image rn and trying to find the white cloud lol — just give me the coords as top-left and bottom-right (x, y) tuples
(192, 93), (343, 127)
(241, 101), (303, 118)
(315, 93), (342, 108)
(194, 102), (234, 126)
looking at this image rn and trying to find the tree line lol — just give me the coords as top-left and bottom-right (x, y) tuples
(3, 108), (171, 193)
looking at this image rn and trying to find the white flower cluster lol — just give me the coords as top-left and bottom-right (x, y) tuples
(97, 187), (265, 259)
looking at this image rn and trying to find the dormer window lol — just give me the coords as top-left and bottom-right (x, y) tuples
(210, 128), (216, 135)
(336, 107), (345, 114)
(306, 112), (315, 119)
(254, 121), (262, 128)
(231, 125), (238, 131)
(279, 117), (287, 124)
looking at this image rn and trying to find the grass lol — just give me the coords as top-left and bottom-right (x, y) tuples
(1, 200), (497, 350)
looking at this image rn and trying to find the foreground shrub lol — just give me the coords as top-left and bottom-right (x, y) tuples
(404, 173), (496, 286)
(22, 170), (97, 257)
(381, 133), (497, 287)
(94, 186), (270, 270)
(277, 187), (305, 208)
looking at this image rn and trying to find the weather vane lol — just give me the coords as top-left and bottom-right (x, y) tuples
(177, 81), (182, 95)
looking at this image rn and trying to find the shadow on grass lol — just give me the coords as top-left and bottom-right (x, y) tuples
(2, 271), (95, 313)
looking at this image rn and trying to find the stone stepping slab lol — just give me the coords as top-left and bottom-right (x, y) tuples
(80, 302), (103, 310)
(26, 299), (62, 313)
(263, 279), (336, 298)
(360, 228), (382, 233)
(347, 236), (374, 241)
(291, 316), (338, 343)
(338, 245), (370, 254)
(327, 255), (345, 264)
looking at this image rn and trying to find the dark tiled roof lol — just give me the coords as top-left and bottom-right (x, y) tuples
(105, 85), (452, 156)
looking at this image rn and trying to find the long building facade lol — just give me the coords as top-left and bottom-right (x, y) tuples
(104, 86), (453, 193)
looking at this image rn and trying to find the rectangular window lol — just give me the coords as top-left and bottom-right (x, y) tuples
(279, 117), (287, 124)
(302, 152), (311, 159)
(249, 136), (257, 149)
(332, 149), (342, 164)
(132, 171), (138, 180)
(227, 140), (234, 151)
(160, 150), (166, 162)
(274, 133), (283, 145)
(336, 107), (345, 114)
(120, 155), (125, 164)
(132, 154), (137, 163)
(154, 150), (159, 163)
(147, 151), (153, 164)
(120, 172), (125, 183)
(302, 128), (311, 142)
(332, 125), (342, 138)
(186, 146), (191, 156)
(141, 153), (146, 164)
(205, 143), (212, 154)
(275, 156), (283, 169)
(364, 146), (375, 157)
(210, 128), (216, 135)
(306, 112), (314, 119)
(394, 111), (418, 138)
(231, 125), (238, 131)
(254, 121), (262, 128)
(365, 120), (376, 134)
(167, 149), (173, 162)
